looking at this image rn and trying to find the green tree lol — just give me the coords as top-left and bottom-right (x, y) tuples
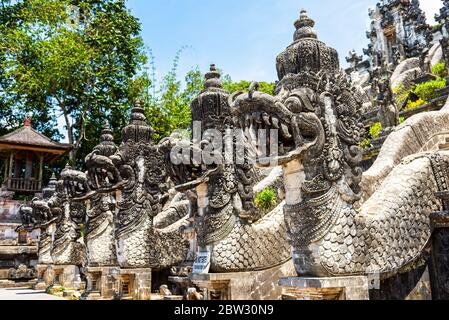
(129, 49), (204, 142)
(129, 61), (276, 142)
(222, 77), (275, 95)
(0, 0), (146, 168)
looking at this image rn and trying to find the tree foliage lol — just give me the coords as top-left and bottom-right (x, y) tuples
(254, 187), (277, 211)
(1, 0), (277, 171)
(222, 78), (275, 95)
(0, 0), (146, 168)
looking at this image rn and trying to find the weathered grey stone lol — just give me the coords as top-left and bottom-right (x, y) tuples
(229, 9), (449, 300)
(428, 43), (444, 68)
(191, 260), (296, 300)
(279, 276), (369, 300)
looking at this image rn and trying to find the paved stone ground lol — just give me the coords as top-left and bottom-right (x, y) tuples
(0, 288), (65, 300)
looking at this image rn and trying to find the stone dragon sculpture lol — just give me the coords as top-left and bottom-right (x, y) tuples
(19, 174), (58, 266)
(60, 125), (118, 268)
(162, 65), (291, 273)
(49, 170), (87, 267)
(30, 173), (86, 267)
(228, 10), (449, 288)
(81, 105), (190, 270)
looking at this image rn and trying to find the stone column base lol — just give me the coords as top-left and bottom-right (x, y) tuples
(168, 276), (191, 297)
(33, 264), (52, 290)
(113, 268), (152, 300)
(47, 265), (82, 291)
(190, 260), (296, 300)
(82, 266), (120, 300)
(279, 276), (370, 300)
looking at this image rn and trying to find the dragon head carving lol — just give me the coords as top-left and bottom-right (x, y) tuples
(229, 10), (364, 203)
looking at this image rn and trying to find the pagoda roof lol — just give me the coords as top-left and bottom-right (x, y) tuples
(0, 122), (71, 155)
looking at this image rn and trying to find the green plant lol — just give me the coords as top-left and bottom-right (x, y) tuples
(433, 24), (443, 32)
(399, 117), (405, 124)
(393, 84), (410, 108)
(413, 78), (447, 102)
(254, 188), (277, 211)
(80, 224), (85, 238)
(369, 122), (382, 139)
(48, 287), (66, 295)
(432, 62), (448, 78)
(360, 138), (371, 149)
(405, 98), (427, 111)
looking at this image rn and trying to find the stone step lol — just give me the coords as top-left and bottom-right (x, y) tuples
(446, 137), (449, 143)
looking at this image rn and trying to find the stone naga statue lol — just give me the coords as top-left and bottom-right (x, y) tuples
(28, 175), (59, 265)
(85, 104), (190, 270)
(30, 199), (56, 265)
(162, 65), (291, 273)
(48, 171), (87, 267)
(30, 173), (86, 267)
(61, 125), (118, 268)
(229, 10), (449, 281)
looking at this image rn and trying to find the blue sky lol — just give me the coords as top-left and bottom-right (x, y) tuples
(126, 0), (442, 83)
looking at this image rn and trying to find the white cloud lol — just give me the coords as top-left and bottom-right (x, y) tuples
(419, 0), (442, 24)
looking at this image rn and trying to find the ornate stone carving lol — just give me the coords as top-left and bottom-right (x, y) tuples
(86, 104), (189, 270)
(62, 124), (119, 268)
(230, 10), (448, 283)
(8, 264), (37, 280)
(163, 65), (291, 273)
(26, 175), (59, 265)
(49, 169), (87, 266)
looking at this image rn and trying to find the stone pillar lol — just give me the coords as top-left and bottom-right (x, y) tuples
(429, 194), (449, 300)
(115, 268), (152, 300)
(44, 265), (55, 288)
(133, 269), (152, 300)
(33, 265), (50, 290)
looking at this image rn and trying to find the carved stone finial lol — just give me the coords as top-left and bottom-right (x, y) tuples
(42, 172), (58, 199)
(204, 64), (223, 89)
(276, 9), (339, 90)
(190, 64), (230, 130)
(94, 120), (117, 156)
(100, 121), (114, 143)
(121, 102), (153, 143)
(294, 9), (317, 41)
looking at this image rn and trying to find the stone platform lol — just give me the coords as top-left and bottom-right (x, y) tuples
(190, 260), (296, 300)
(46, 265), (83, 291)
(279, 276), (370, 300)
(113, 268), (152, 300)
(82, 266), (120, 300)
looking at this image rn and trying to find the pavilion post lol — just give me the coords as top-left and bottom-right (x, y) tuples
(7, 152), (14, 189)
(3, 158), (8, 186)
(38, 154), (44, 190)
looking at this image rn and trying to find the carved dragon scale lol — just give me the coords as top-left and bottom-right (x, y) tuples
(18, 8), (449, 294)
(163, 65), (292, 273)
